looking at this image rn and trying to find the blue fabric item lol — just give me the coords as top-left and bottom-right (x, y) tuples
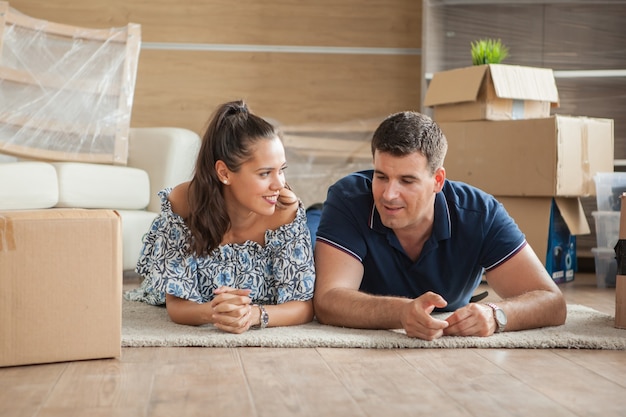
(124, 188), (316, 306)
(315, 170), (526, 312)
(305, 205), (323, 250)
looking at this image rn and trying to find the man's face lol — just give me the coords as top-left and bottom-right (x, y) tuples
(372, 150), (444, 233)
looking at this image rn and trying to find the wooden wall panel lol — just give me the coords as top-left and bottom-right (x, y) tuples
(7, 0), (422, 133)
(133, 50), (421, 133)
(8, 0), (421, 48)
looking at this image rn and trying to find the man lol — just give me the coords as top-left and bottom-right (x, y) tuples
(312, 111), (566, 340)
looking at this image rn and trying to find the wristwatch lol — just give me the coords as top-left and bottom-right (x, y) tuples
(253, 304), (269, 329)
(485, 302), (507, 333)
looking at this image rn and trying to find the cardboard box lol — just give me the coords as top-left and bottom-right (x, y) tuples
(441, 115), (614, 197)
(0, 209), (122, 367)
(424, 64), (559, 122)
(497, 197), (590, 283)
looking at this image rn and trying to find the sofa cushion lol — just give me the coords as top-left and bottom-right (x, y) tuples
(0, 162), (59, 209)
(52, 162), (150, 210)
(127, 127), (200, 213)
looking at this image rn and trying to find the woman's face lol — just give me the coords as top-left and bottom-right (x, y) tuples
(223, 136), (287, 217)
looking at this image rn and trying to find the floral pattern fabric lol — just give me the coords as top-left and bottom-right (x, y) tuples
(124, 188), (316, 306)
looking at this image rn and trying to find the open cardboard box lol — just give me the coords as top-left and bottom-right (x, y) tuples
(441, 115), (614, 197)
(424, 64), (559, 122)
(0, 209), (122, 367)
(497, 197), (590, 283)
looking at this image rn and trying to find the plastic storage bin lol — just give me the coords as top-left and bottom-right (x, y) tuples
(594, 172), (626, 212)
(591, 247), (617, 288)
(592, 211), (620, 248)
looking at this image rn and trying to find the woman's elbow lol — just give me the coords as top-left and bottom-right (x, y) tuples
(297, 300), (315, 324)
(166, 306), (191, 325)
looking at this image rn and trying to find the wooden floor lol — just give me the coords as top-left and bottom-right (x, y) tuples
(2, 273), (625, 417)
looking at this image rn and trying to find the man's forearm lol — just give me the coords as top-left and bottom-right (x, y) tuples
(496, 289), (566, 331)
(315, 288), (411, 330)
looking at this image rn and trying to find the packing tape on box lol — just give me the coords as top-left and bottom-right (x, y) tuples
(0, 214), (16, 252)
(616, 240), (626, 275)
(511, 100), (524, 120)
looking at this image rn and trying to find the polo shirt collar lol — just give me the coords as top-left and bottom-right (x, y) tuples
(433, 190), (452, 241)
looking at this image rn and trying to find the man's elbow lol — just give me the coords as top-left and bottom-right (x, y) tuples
(553, 292), (567, 326)
(540, 290), (567, 327)
(313, 295), (333, 325)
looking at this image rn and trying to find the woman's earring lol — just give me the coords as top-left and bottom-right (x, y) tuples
(222, 179), (228, 185)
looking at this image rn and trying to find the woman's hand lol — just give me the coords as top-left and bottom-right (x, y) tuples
(210, 286), (254, 333)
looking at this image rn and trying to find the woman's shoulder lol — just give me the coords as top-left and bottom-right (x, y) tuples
(168, 182), (191, 219)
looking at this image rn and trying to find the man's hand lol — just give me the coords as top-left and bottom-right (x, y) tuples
(210, 286), (253, 334)
(401, 292), (449, 340)
(443, 303), (495, 337)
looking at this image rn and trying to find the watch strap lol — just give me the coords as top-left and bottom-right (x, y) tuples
(485, 302), (506, 333)
(252, 304), (269, 329)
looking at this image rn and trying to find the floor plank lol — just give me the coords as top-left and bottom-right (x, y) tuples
(476, 349), (626, 417)
(40, 359), (154, 417)
(0, 362), (67, 417)
(554, 350), (626, 388)
(240, 348), (365, 417)
(398, 349), (576, 417)
(319, 348), (472, 416)
(147, 348), (254, 417)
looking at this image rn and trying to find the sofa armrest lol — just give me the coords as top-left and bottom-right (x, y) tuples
(127, 127), (200, 213)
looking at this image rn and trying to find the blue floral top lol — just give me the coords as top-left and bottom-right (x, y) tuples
(124, 188), (316, 306)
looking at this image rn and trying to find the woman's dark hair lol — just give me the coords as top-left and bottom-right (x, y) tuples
(187, 100), (282, 255)
(371, 111), (448, 174)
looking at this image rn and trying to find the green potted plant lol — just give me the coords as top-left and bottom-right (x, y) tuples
(470, 38), (509, 65)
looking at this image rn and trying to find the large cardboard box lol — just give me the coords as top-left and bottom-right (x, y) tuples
(424, 64), (559, 122)
(441, 115), (614, 197)
(0, 209), (122, 367)
(497, 197), (590, 283)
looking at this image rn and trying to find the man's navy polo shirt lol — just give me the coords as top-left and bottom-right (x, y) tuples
(316, 170), (526, 311)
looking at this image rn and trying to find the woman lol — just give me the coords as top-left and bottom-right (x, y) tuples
(125, 100), (315, 334)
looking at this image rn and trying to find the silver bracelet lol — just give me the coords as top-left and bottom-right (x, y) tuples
(253, 304), (269, 329)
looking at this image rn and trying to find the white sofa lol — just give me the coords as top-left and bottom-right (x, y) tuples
(0, 127), (201, 271)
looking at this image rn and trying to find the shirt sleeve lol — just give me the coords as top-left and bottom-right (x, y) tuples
(315, 178), (370, 263)
(134, 189), (204, 304)
(480, 197), (527, 271)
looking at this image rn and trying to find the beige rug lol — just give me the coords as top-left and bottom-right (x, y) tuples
(122, 299), (626, 349)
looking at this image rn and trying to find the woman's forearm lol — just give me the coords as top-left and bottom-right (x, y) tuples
(165, 293), (215, 325)
(261, 300), (314, 327)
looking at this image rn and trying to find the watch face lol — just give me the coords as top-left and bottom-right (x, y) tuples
(261, 308), (269, 328)
(495, 308), (507, 326)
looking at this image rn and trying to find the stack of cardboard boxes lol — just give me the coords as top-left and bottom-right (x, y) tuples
(424, 64), (615, 283)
